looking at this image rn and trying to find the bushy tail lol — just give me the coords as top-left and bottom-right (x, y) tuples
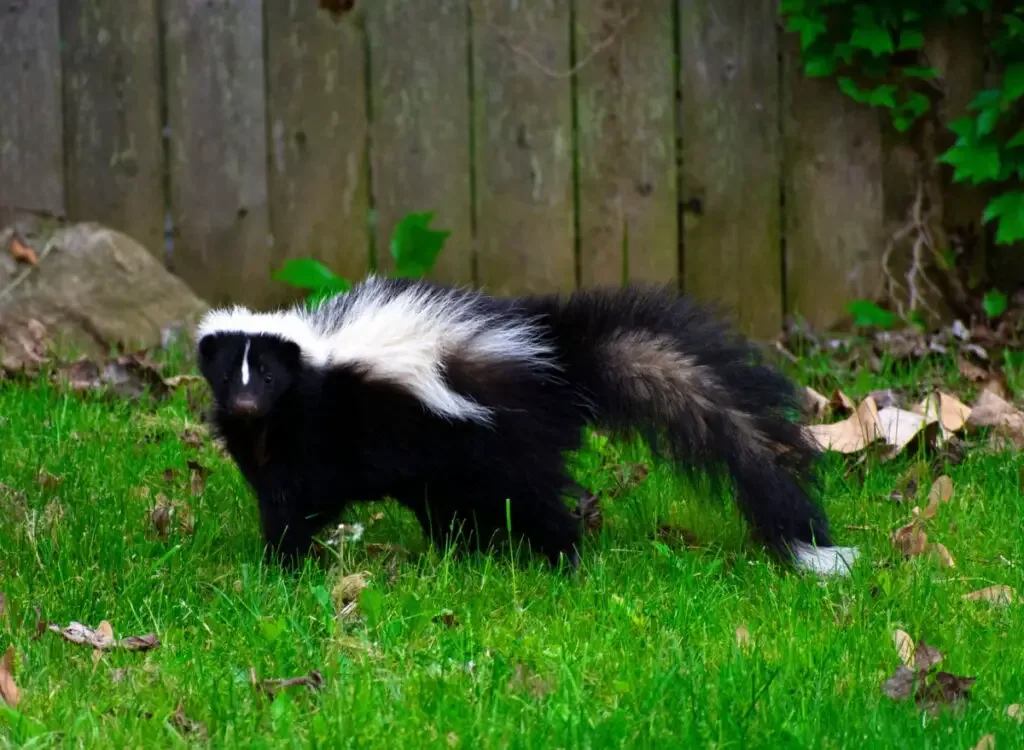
(526, 284), (857, 576)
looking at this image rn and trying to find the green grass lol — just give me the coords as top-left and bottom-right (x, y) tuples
(1, 355), (1023, 749)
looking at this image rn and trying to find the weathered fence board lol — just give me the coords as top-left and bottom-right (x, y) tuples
(60, 0), (165, 259)
(367, 0), (473, 285)
(163, 1), (271, 307)
(472, 0), (576, 296)
(782, 38), (884, 330)
(575, 0), (678, 287)
(265, 1), (371, 301)
(679, 0), (782, 338)
(0, 2), (64, 225)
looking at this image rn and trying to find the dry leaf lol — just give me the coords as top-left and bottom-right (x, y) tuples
(48, 621), (160, 651)
(333, 573), (368, 606)
(926, 475), (953, 508)
(179, 428), (204, 449)
(257, 669), (325, 699)
(830, 389), (856, 414)
(914, 392), (972, 435)
(883, 665), (922, 701)
(8, 234), (38, 264)
(574, 488), (603, 534)
(36, 467), (62, 490)
(803, 387), (830, 419)
(963, 585), (1016, 607)
(877, 406), (939, 456)
(892, 520), (928, 558)
(868, 388), (902, 410)
(0, 645), (19, 707)
(931, 542), (956, 569)
(893, 629), (915, 667)
(433, 611), (461, 629)
(958, 356), (989, 382)
(806, 396), (882, 453)
(972, 735), (996, 750)
(1007, 704), (1023, 723)
(187, 460), (210, 497)
(0, 592), (7, 626)
(171, 702), (208, 739)
(507, 663), (553, 699)
(967, 390), (1024, 447)
(735, 625), (752, 649)
(164, 374), (204, 389)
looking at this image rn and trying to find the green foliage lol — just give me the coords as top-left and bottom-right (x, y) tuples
(389, 211), (451, 279)
(780, 1), (1024, 246)
(982, 287), (1009, 318)
(273, 211), (450, 304)
(846, 298), (898, 329)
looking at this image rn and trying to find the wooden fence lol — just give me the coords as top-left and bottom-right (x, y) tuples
(0, 1), (986, 338)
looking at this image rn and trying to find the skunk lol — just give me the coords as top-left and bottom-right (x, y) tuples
(194, 276), (858, 576)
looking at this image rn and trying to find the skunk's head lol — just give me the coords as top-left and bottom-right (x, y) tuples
(196, 332), (302, 420)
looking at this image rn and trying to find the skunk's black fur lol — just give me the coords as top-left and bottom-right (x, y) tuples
(195, 278), (856, 575)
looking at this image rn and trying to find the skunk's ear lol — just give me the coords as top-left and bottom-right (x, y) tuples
(197, 334), (218, 363)
(276, 339), (303, 371)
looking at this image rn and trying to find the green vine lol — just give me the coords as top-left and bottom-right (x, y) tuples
(780, 1), (1024, 249)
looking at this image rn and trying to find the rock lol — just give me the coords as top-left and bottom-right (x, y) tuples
(1, 215), (208, 363)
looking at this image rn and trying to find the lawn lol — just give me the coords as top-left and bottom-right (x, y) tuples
(1, 348), (1022, 748)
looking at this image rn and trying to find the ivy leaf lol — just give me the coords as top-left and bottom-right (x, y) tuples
(977, 105), (1001, 136)
(390, 211), (451, 279)
(969, 89), (1003, 112)
(1002, 62), (1024, 103)
(898, 30), (925, 50)
(948, 116), (976, 139)
(847, 299), (897, 330)
(273, 258), (349, 293)
(902, 65), (938, 79)
(850, 26), (895, 56)
(983, 190), (1024, 244)
(868, 85), (897, 108)
(1007, 129), (1024, 149)
(805, 55), (837, 77)
(982, 289), (1009, 318)
(940, 143), (1001, 184)
(996, 206), (1024, 245)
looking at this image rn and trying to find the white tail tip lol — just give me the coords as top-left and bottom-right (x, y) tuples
(792, 541), (860, 577)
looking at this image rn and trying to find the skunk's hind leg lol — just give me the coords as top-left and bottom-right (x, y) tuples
(407, 479), (582, 569)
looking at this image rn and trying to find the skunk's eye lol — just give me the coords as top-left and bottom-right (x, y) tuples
(264, 373), (273, 384)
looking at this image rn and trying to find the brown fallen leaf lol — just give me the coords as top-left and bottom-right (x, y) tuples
(1007, 703), (1023, 723)
(893, 629), (915, 667)
(967, 390), (1024, 447)
(806, 396), (882, 453)
(735, 625), (752, 650)
(972, 735), (996, 750)
(164, 374), (205, 389)
(171, 702), (208, 739)
(48, 621), (160, 651)
(892, 520), (928, 558)
(876, 406), (939, 457)
(918, 671), (977, 713)
(923, 475), (953, 518)
(574, 488), (603, 534)
(8, 234), (38, 264)
(0, 318), (50, 375)
(333, 573), (368, 606)
(653, 524), (702, 550)
(931, 542), (956, 569)
(830, 389), (856, 414)
(31, 605), (46, 640)
(507, 662), (554, 699)
(37, 467), (63, 490)
(179, 428), (204, 450)
(803, 387), (830, 419)
(0, 645), (20, 708)
(963, 585), (1016, 607)
(433, 611), (461, 629)
(958, 356), (990, 382)
(0, 592), (7, 627)
(187, 460), (210, 497)
(914, 391), (972, 436)
(256, 669), (325, 699)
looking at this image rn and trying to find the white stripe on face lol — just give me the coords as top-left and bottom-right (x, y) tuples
(240, 338), (251, 385)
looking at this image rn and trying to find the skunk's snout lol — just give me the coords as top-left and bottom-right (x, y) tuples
(230, 394), (262, 417)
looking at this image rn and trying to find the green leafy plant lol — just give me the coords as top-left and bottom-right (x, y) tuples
(273, 211), (450, 305)
(780, 1), (1024, 247)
